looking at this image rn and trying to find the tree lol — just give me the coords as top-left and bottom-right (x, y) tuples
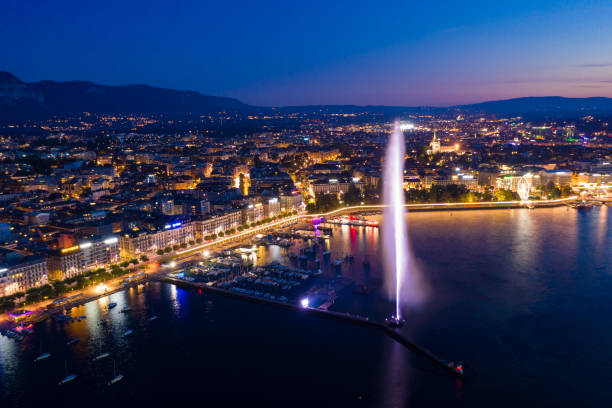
(188, 240), (195, 246)
(164, 247), (172, 253)
(196, 238), (203, 243)
(314, 193), (339, 212)
(550, 187), (561, 199)
(172, 244), (180, 251)
(342, 184), (362, 206)
(560, 185), (573, 197)
(156, 249), (164, 256)
(180, 242), (187, 248)
(129, 258), (139, 265)
(140, 255), (149, 262)
(494, 189), (516, 201)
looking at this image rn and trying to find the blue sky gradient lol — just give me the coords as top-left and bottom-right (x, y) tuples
(2, 0), (611, 106)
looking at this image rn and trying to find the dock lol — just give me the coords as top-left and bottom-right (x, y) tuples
(158, 275), (464, 378)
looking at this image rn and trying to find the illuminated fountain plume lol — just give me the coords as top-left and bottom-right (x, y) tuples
(382, 123), (425, 322)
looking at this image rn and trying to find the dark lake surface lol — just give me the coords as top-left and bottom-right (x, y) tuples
(1, 206), (611, 407)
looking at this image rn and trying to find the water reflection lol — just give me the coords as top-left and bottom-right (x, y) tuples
(1, 207), (611, 407)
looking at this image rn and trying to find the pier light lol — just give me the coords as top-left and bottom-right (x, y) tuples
(300, 298), (309, 308)
(95, 283), (108, 294)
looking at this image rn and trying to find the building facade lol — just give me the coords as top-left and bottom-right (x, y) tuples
(0, 252), (48, 297)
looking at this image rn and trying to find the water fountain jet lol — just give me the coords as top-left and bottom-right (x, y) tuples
(382, 122), (425, 326)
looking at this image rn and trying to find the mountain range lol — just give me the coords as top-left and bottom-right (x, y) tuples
(0, 71), (248, 122)
(2, 71), (612, 122)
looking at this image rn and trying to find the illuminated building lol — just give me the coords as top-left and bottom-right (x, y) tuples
(48, 236), (120, 280)
(0, 249), (48, 297)
(280, 190), (303, 212)
(194, 210), (242, 238)
(309, 176), (365, 195)
(426, 131), (459, 155)
(119, 221), (195, 257)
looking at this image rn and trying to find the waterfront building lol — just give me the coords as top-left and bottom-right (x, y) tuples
(194, 210), (242, 237)
(241, 203), (265, 224)
(0, 249), (48, 297)
(279, 190), (303, 212)
(263, 197), (281, 218)
(119, 221), (195, 257)
(48, 236), (120, 280)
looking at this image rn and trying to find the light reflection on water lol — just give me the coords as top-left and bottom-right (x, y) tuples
(0, 207), (610, 407)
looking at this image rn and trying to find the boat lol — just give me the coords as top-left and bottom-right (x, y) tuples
(120, 306), (132, 313)
(66, 338), (79, 346)
(448, 361), (464, 376)
(575, 201), (593, 211)
(107, 360), (124, 386)
(123, 329), (133, 337)
(108, 302), (117, 309)
(94, 352), (110, 361)
(35, 352), (51, 362)
(322, 250), (331, 257)
(147, 315), (158, 322)
(35, 340), (51, 362)
(58, 361), (77, 386)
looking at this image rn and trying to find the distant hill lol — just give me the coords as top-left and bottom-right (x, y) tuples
(2, 71), (612, 122)
(454, 96), (612, 118)
(0, 71), (251, 122)
(278, 97), (612, 119)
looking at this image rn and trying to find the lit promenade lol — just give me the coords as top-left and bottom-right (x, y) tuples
(176, 196), (578, 256)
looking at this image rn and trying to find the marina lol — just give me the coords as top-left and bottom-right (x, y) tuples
(0, 206), (610, 406)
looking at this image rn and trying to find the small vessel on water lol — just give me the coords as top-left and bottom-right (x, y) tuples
(448, 361), (464, 376)
(93, 338), (110, 362)
(35, 340), (51, 362)
(123, 329), (133, 337)
(120, 306), (131, 313)
(107, 360), (124, 386)
(94, 352), (110, 361)
(108, 302), (117, 310)
(35, 352), (51, 362)
(66, 337), (79, 346)
(147, 315), (158, 322)
(574, 200), (593, 211)
(58, 361), (77, 386)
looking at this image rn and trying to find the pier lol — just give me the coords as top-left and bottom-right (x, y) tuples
(158, 275), (464, 378)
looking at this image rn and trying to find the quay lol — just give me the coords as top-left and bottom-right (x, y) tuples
(159, 275), (464, 378)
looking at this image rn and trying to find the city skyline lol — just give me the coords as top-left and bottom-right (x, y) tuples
(2, 0), (612, 106)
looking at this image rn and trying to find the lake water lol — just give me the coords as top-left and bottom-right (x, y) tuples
(1, 206), (611, 407)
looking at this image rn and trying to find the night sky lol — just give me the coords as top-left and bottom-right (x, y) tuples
(2, 0), (611, 106)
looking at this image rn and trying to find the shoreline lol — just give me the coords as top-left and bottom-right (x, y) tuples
(0, 197), (579, 325)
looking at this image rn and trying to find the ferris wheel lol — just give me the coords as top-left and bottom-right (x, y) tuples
(517, 175), (531, 203)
